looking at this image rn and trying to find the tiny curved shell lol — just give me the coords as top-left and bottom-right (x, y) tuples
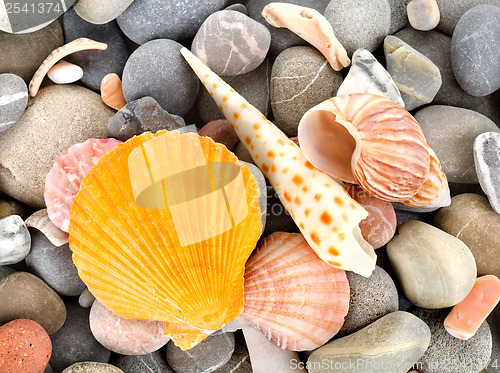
(101, 73), (127, 110)
(45, 138), (122, 232)
(47, 61), (84, 84)
(262, 3), (350, 71)
(25, 209), (69, 247)
(298, 93), (431, 202)
(243, 232), (350, 351)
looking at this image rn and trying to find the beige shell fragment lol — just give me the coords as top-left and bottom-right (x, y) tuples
(25, 209), (69, 247)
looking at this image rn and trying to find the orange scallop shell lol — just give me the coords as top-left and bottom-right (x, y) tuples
(69, 130), (262, 350)
(298, 93), (431, 202)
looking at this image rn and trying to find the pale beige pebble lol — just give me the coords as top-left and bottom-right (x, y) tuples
(47, 61), (84, 84)
(25, 209), (69, 247)
(407, 0), (440, 31)
(74, 0), (134, 24)
(62, 362), (124, 373)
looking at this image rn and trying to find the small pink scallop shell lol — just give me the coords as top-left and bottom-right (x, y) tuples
(243, 232), (350, 351)
(44, 138), (122, 232)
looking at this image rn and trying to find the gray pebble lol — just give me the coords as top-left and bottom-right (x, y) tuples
(0, 73), (28, 132)
(111, 350), (174, 373)
(62, 362), (123, 373)
(270, 46), (342, 137)
(0, 265), (14, 281)
(0, 215), (30, 265)
(122, 39), (199, 117)
(215, 332), (251, 372)
(474, 132), (500, 213)
(263, 185), (299, 237)
(388, 0), (412, 33)
(78, 287), (96, 308)
(73, 0), (134, 24)
(225, 3), (247, 14)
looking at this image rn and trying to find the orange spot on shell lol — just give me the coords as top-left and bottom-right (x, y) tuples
(245, 136), (251, 145)
(334, 196), (344, 207)
(284, 191), (292, 203)
(271, 164), (276, 172)
(222, 96), (228, 102)
(282, 167), (289, 174)
(262, 163), (269, 173)
(299, 223), (305, 229)
(304, 209), (310, 217)
(233, 112), (239, 119)
(279, 152), (284, 157)
(255, 154), (259, 159)
(305, 161), (315, 169)
(294, 197), (301, 206)
(320, 212), (332, 225)
(267, 151), (276, 158)
(213, 83), (218, 88)
(230, 88), (235, 93)
(253, 123), (260, 130)
(310, 232), (321, 245)
(338, 233), (345, 242)
(292, 175), (304, 186)
(332, 226), (339, 233)
(256, 133), (261, 138)
(314, 194), (322, 201)
(328, 260), (342, 267)
(277, 139), (285, 145)
(250, 144), (254, 150)
(301, 185), (308, 192)
(329, 247), (340, 256)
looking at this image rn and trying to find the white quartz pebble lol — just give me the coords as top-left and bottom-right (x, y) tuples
(0, 215), (31, 265)
(407, 0), (440, 31)
(47, 61), (84, 84)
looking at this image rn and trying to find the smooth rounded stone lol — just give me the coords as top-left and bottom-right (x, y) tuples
(79, 287), (96, 308)
(0, 215), (30, 265)
(50, 301), (111, 373)
(74, 0), (134, 24)
(384, 35), (442, 110)
(412, 308), (492, 373)
(407, 0), (440, 31)
(337, 266), (399, 338)
(90, 300), (170, 355)
(215, 332), (252, 373)
(474, 132), (500, 213)
(387, 0), (412, 33)
(233, 142), (256, 165)
(242, 162), (267, 231)
(225, 3), (247, 14)
(63, 8), (129, 92)
(0, 319), (52, 373)
(435, 0), (500, 36)
(116, 0), (228, 44)
(263, 185), (299, 237)
(387, 220), (477, 309)
(246, 0), (329, 56)
(0, 272), (66, 334)
(483, 306), (500, 373)
(395, 28), (500, 124)
(0, 265), (14, 281)
(0, 73), (28, 132)
(0, 198), (25, 219)
(197, 120), (239, 150)
(324, 0), (391, 56)
(122, 39), (199, 117)
(166, 332), (235, 373)
(0, 84), (112, 208)
(270, 46), (343, 137)
(0, 20), (63, 81)
(434, 193), (500, 278)
(107, 96), (185, 141)
(25, 230), (86, 296)
(451, 5), (500, 97)
(192, 10), (270, 76)
(45, 364), (55, 373)
(414, 105), (500, 184)
(0, 0), (75, 34)
(110, 350), (174, 373)
(337, 49), (404, 108)
(47, 61), (84, 84)
(197, 58), (271, 124)
(308, 311), (431, 373)
(62, 362), (123, 373)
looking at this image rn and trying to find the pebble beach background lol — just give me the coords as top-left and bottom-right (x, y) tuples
(1, 0), (500, 372)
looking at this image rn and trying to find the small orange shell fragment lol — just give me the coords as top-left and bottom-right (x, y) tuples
(100, 73), (127, 110)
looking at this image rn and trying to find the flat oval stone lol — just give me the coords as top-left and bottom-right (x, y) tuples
(62, 362), (123, 373)
(192, 10), (270, 76)
(0, 73), (28, 132)
(451, 4), (500, 97)
(0, 215), (30, 265)
(0, 272), (66, 334)
(0, 319), (51, 373)
(324, 0), (391, 56)
(407, 0), (440, 31)
(434, 193), (500, 278)
(474, 132), (500, 213)
(47, 61), (83, 84)
(0, 85), (112, 208)
(271, 46), (343, 137)
(122, 39), (199, 117)
(308, 311), (431, 373)
(89, 300), (170, 355)
(74, 0), (134, 24)
(25, 230), (86, 296)
(110, 350), (174, 373)
(116, 0), (228, 44)
(414, 105), (500, 184)
(387, 220), (476, 308)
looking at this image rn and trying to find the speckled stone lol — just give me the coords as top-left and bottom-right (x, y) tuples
(0, 73), (28, 132)
(192, 10), (270, 76)
(337, 266), (399, 338)
(0, 198), (25, 219)
(483, 306), (500, 373)
(434, 193), (500, 278)
(243, 162), (267, 232)
(62, 362), (123, 373)
(412, 308), (492, 373)
(0, 319), (51, 373)
(387, 0), (412, 33)
(0, 85), (113, 208)
(324, 0), (391, 56)
(79, 287), (96, 308)
(0, 272), (66, 335)
(271, 46), (343, 137)
(25, 230), (86, 296)
(122, 39), (199, 117)
(116, 0), (228, 44)
(110, 350), (174, 373)
(308, 312), (431, 373)
(0, 215), (30, 265)
(166, 333), (235, 373)
(198, 120), (239, 150)
(0, 20), (64, 82)
(387, 220), (477, 308)
(474, 132), (500, 213)
(63, 8), (129, 92)
(451, 5), (500, 97)
(414, 105), (500, 184)
(197, 58), (271, 124)
(50, 301), (111, 373)
(384, 35), (442, 110)
(74, 0), (134, 24)
(107, 96), (185, 141)
(215, 332), (252, 372)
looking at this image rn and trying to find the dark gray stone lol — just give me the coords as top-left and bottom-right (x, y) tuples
(225, 3), (247, 14)
(25, 230), (86, 297)
(111, 350), (174, 373)
(474, 132), (500, 213)
(63, 8), (129, 92)
(122, 39), (199, 117)
(387, 0), (412, 33)
(263, 185), (299, 237)
(451, 5), (500, 96)
(0, 73), (28, 132)
(116, 0), (229, 44)
(107, 96), (185, 141)
(0, 265), (14, 281)
(215, 332), (251, 372)
(50, 301), (111, 373)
